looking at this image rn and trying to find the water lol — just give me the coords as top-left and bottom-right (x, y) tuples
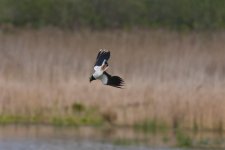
(0, 139), (184, 150)
(0, 125), (224, 150)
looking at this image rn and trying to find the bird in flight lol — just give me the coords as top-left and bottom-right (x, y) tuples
(89, 49), (125, 88)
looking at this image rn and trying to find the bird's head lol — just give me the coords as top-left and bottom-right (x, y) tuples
(89, 75), (96, 82)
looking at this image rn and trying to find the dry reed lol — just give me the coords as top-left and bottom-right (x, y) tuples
(0, 28), (225, 130)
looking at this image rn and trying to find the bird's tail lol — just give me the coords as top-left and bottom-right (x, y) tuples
(108, 76), (125, 88)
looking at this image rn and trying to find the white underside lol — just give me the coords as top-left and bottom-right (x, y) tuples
(93, 66), (103, 78)
(99, 74), (108, 85)
(93, 72), (108, 85)
(93, 60), (108, 85)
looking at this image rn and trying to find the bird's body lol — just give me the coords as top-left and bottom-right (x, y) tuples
(93, 66), (104, 79)
(98, 73), (108, 85)
(90, 49), (124, 88)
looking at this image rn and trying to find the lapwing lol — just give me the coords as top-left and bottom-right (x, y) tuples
(89, 49), (125, 88)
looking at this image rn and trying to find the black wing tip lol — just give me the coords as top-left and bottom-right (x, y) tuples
(96, 49), (110, 59)
(94, 49), (111, 66)
(108, 76), (125, 89)
(102, 50), (110, 56)
(99, 49), (110, 56)
(97, 49), (110, 57)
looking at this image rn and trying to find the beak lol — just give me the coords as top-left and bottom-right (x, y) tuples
(89, 76), (95, 82)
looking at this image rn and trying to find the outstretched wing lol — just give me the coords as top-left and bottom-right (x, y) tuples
(104, 72), (125, 88)
(94, 49), (110, 67)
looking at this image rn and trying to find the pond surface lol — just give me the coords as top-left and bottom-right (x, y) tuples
(0, 125), (224, 150)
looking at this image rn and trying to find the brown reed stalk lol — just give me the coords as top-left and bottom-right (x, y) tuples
(0, 28), (225, 129)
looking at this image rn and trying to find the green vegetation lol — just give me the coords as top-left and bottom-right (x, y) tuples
(0, 103), (104, 126)
(134, 120), (168, 133)
(133, 120), (193, 147)
(162, 136), (170, 143)
(1, 0), (225, 30)
(198, 138), (210, 146)
(71, 102), (85, 113)
(0, 114), (104, 126)
(50, 115), (103, 126)
(0, 115), (42, 124)
(175, 130), (192, 147)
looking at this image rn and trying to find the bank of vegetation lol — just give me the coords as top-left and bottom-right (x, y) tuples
(1, 0), (225, 30)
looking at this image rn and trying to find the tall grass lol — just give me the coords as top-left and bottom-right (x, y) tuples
(0, 28), (225, 130)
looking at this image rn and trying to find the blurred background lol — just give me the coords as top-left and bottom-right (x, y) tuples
(1, 0), (225, 149)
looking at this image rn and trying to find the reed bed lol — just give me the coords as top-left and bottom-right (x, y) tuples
(0, 28), (225, 130)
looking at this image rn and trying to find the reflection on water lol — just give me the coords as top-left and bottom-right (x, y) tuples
(0, 125), (224, 150)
